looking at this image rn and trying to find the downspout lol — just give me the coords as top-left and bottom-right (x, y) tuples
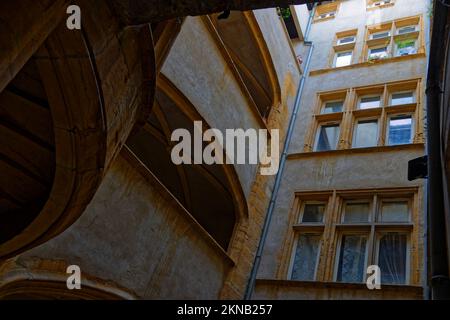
(426, 0), (450, 300)
(244, 4), (316, 300)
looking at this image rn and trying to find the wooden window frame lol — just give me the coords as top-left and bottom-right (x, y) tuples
(366, 0), (395, 11)
(330, 29), (358, 68)
(362, 15), (425, 63)
(279, 188), (421, 286)
(314, 1), (340, 23)
(303, 78), (424, 152)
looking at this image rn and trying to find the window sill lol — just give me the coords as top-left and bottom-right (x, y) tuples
(288, 143), (425, 160)
(255, 279), (422, 294)
(310, 53), (426, 76)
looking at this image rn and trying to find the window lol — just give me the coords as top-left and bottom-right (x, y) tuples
(319, 11), (335, 20)
(367, 0), (394, 9)
(364, 16), (423, 62)
(315, 2), (339, 22)
(391, 92), (414, 105)
(397, 25), (417, 35)
(315, 124), (340, 151)
(305, 80), (421, 153)
(376, 233), (408, 284)
(343, 202), (371, 223)
(336, 234), (368, 283)
(322, 101), (344, 114)
(359, 96), (381, 109)
(387, 116), (413, 145)
(370, 31), (390, 40)
(289, 201), (327, 281)
(337, 36), (356, 45)
(395, 39), (417, 57)
(301, 203), (326, 223)
(353, 120), (378, 148)
(286, 189), (419, 286)
(368, 46), (389, 60)
(334, 51), (353, 67)
(291, 234), (322, 280)
(379, 201), (410, 222)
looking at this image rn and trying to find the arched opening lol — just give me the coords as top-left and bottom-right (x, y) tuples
(0, 55), (55, 244)
(210, 11), (280, 120)
(126, 75), (246, 250)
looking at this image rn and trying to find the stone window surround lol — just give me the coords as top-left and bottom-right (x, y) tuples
(366, 0), (396, 11)
(303, 78), (425, 153)
(318, 15), (425, 73)
(361, 15), (425, 63)
(278, 187), (422, 286)
(313, 1), (340, 23)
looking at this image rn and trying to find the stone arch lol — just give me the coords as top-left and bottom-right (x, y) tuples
(0, 259), (136, 300)
(126, 74), (248, 252)
(0, 1), (155, 259)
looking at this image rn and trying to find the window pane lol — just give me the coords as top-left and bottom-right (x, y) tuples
(398, 26), (416, 34)
(335, 51), (352, 67)
(291, 234), (321, 281)
(396, 40), (417, 56)
(343, 203), (370, 223)
(359, 96), (381, 109)
(380, 201), (409, 222)
(353, 120), (378, 148)
(371, 31), (390, 39)
(388, 116), (412, 145)
(338, 36), (355, 45)
(369, 47), (388, 60)
(337, 235), (367, 283)
(391, 92), (414, 105)
(316, 124), (340, 151)
(378, 233), (408, 284)
(322, 101), (343, 114)
(302, 204), (325, 223)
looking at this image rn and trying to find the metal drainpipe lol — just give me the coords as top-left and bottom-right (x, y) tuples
(426, 0), (450, 300)
(244, 5), (316, 300)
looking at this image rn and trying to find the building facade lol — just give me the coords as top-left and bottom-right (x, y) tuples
(0, 0), (432, 299)
(254, 0), (430, 300)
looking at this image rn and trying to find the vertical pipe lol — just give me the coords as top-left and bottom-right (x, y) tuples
(244, 4), (316, 300)
(426, 0), (450, 300)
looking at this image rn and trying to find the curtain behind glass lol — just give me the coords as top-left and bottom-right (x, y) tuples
(378, 233), (407, 284)
(291, 234), (321, 281)
(337, 235), (367, 283)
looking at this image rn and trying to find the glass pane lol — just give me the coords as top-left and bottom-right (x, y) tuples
(338, 36), (355, 44)
(302, 204), (325, 223)
(378, 233), (407, 284)
(291, 234), (321, 281)
(391, 92), (414, 105)
(316, 124), (340, 151)
(398, 26), (416, 34)
(335, 52), (352, 67)
(337, 235), (367, 283)
(380, 201), (409, 222)
(343, 203), (370, 223)
(369, 47), (388, 60)
(371, 31), (390, 39)
(322, 101), (343, 114)
(353, 120), (378, 148)
(396, 40), (417, 56)
(359, 96), (381, 109)
(388, 116), (412, 145)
